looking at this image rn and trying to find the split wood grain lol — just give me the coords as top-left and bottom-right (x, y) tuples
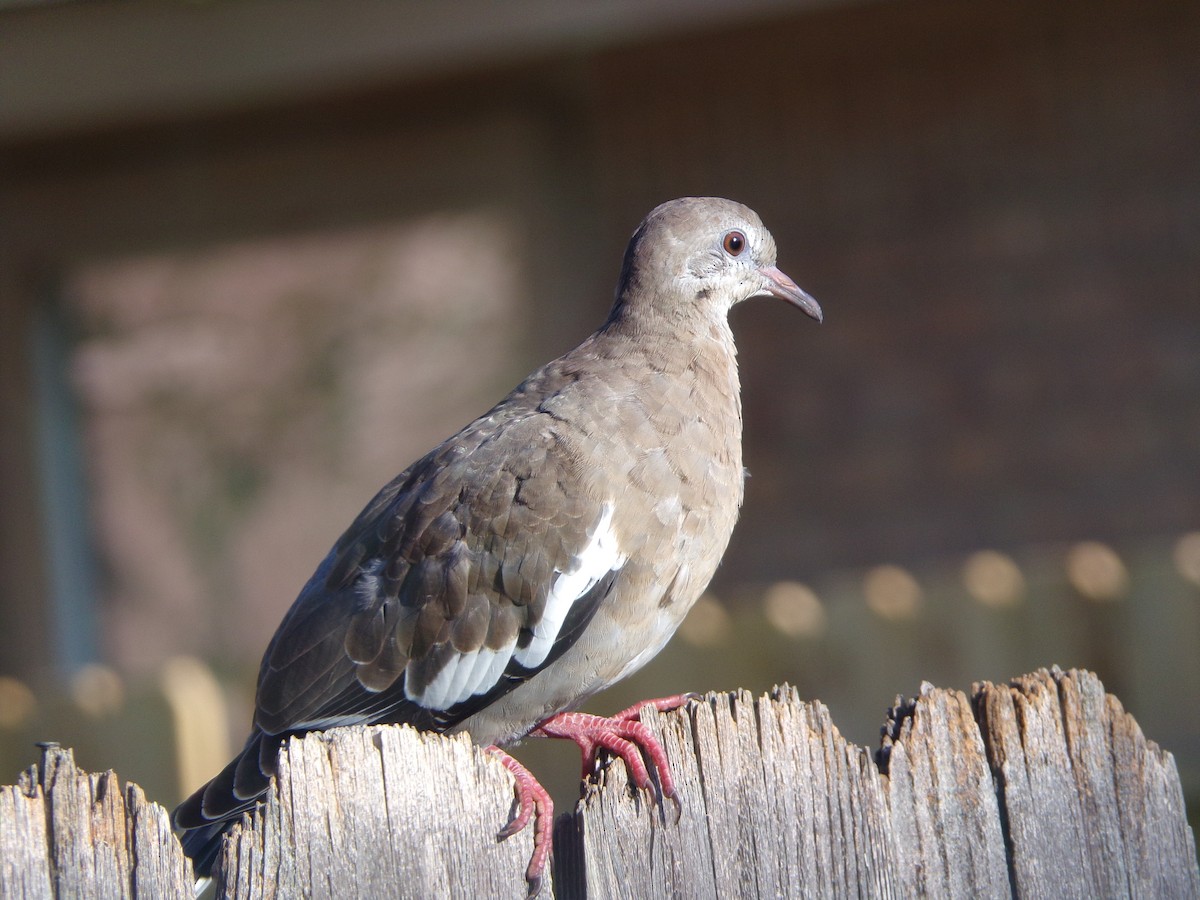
(216, 725), (539, 899)
(568, 668), (1198, 899)
(2, 668), (1197, 899)
(0, 743), (192, 899)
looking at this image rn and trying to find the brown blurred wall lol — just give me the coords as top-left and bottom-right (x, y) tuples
(1, 0), (1197, 686)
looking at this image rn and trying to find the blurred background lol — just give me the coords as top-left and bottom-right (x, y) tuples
(1, 0), (1197, 846)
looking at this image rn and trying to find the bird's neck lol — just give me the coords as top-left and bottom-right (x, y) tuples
(588, 305), (743, 429)
(603, 288), (738, 350)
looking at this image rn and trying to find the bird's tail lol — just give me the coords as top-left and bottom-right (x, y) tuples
(179, 820), (230, 880)
(174, 729), (276, 877)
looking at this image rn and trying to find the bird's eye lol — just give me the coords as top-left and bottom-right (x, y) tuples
(722, 230), (747, 257)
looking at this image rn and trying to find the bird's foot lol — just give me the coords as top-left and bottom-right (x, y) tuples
(532, 693), (697, 803)
(484, 696), (695, 894)
(485, 745), (554, 897)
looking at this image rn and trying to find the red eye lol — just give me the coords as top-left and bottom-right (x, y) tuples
(723, 230), (747, 256)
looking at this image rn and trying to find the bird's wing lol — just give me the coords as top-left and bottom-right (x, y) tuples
(177, 405), (626, 826)
(255, 411), (623, 732)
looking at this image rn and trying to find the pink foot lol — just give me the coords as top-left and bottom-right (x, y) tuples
(533, 693), (696, 799)
(486, 745), (554, 897)
(485, 696), (696, 895)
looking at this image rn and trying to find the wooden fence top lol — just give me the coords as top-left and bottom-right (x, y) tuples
(2, 666), (1197, 898)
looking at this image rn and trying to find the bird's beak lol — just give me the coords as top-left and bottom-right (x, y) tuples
(759, 265), (823, 323)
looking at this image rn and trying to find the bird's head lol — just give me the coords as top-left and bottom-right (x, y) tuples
(612, 197), (823, 327)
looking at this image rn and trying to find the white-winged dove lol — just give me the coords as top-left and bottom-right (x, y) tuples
(173, 197), (821, 891)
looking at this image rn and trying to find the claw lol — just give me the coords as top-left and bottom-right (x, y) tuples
(667, 791), (683, 825)
(497, 817), (524, 841)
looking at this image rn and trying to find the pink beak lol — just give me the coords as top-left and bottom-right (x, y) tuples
(759, 265), (823, 322)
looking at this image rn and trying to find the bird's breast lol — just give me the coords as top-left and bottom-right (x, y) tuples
(448, 336), (746, 745)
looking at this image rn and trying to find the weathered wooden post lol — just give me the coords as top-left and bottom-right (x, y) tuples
(3, 668), (1197, 898)
(0, 742), (192, 897)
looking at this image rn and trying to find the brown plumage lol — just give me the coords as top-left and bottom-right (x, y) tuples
(173, 197), (821, 886)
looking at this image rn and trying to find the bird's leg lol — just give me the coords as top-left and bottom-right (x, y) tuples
(536, 712), (655, 787)
(483, 696), (696, 894)
(531, 693), (697, 801)
(485, 745), (554, 896)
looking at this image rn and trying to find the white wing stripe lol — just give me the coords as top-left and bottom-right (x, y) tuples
(415, 654), (461, 709)
(477, 642), (514, 696)
(514, 502), (626, 670)
(406, 502), (625, 710)
(464, 644), (502, 698)
(445, 648), (480, 705)
(406, 639), (521, 710)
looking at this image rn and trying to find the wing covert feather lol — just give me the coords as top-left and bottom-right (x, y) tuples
(253, 411), (614, 737)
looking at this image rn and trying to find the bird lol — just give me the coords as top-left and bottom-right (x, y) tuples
(172, 197), (822, 892)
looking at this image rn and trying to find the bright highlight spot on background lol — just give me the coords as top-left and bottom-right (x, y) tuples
(962, 550), (1025, 609)
(0, 677), (35, 729)
(864, 565), (923, 621)
(678, 594), (732, 648)
(1173, 532), (1200, 588)
(763, 581), (827, 638)
(1065, 541), (1128, 601)
(70, 664), (125, 718)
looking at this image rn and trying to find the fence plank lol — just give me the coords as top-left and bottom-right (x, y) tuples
(1, 668), (1196, 899)
(975, 669), (1200, 898)
(0, 743), (193, 899)
(878, 682), (1010, 897)
(566, 687), (901, 899)
(216, 725), (539, 899)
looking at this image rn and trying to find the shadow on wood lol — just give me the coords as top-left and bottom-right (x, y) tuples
(2, 667), (1197, 898)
